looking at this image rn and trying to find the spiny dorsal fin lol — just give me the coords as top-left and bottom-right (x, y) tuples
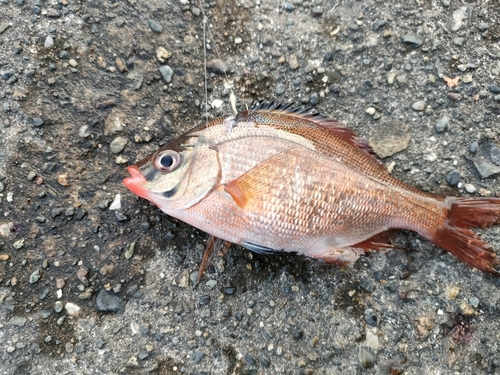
(248, 101), (376, 161)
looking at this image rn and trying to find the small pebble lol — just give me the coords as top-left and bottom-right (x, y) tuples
(57, 174), (70, 187)
(33, 118), (43, 127)
(65, 302), (81, 315)
(401, 34), (423, 47)
(288, 55), (299, 70)
(206, 279), (217, 289)
(59, 50), (70, 60)
(490, 146), (500, 166)
(275, 83), (285, 95)
(30, 269), (41, 284)
(55, 301), (63, 313)
(156, 47), (172, 63)
(435, 116), (449, 133)
(260, 353), (272, 368)
(310, 93), (319, 106)
(470, 141), (479, 153)
(8, 316), (27, 326)
(159, 65), (173, 84)
(65, 342), (74, 353)
(124, 242), (135, 259)
(206, 59), (227, 74)
(110, 137), (128, 154)
(411, 101), (425, 111)
(464, 184), (476, 194)
(478, 22), (489, 31)
(284, 3), (294, 11)
(490, 84), (500, 94)
(366, 107), (376, 115)
(96, 289), (124, 312)
(445, 170), (460, 187)
(148, 19), (163, 33)
(13, 239), (24, 249)
(365, 309), (378, 327)
(312, 6), (323, 18)
(358, 346), (376, 369)
(192, 350), (205, 363)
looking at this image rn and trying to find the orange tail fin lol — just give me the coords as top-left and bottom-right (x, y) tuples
(430, 197), (500, 275)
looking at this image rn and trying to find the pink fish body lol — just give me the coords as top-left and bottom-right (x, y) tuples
(124, 102), (500, 275)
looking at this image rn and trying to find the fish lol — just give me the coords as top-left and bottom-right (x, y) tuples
(123, 101), (500, 276)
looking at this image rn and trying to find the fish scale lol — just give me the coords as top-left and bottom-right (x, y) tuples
(124, 102), (500, 275)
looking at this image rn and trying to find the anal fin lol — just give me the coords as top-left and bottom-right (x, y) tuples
(311, 230), (397, 266)
(350, 229), (398, 252)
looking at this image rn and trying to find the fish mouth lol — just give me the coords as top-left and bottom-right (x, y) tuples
(123, 165), (150, 200)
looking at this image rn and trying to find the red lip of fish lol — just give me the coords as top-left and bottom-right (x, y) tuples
(123, 165), (150, 200)
(123, 102), (500, 277)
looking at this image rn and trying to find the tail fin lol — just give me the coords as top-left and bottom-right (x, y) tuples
(430, 197), (500, 275)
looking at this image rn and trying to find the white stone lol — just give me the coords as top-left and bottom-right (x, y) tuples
(109, 194), (121, 210)
(211, 99), (223, 108)
(65, 302), (81, 315)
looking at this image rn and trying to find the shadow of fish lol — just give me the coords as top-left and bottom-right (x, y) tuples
(124, 102), (500, 276)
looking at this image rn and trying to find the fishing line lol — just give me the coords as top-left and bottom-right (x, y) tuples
(197, 0), (229, 371)
(198, 0), (237, 122)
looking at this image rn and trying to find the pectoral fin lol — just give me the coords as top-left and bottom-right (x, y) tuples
(224, 149), (295, 210)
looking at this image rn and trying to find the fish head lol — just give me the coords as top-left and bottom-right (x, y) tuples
(123, 136), (220, 211)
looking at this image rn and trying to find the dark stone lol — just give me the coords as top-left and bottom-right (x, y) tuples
(372, 19), (387, 31)
(75, 207), (87, 221)
(490, 84), (500, 94)
(401, 34), (423, 47)
(329, 84), (340, 94)
(59, 50), (70, 59)
(312, 6), (323, 17)
(96, 289), (124, 313)
(138, 350), (149, 360)
(310, 93), (319, 106)
(206, 58), (227, 75)
(199, 295), (210, 306)
(148, 19), (163, 33)
(365, 310), (378, 327)
(244, 353), (256, 365)
(445, 170), (460, 186)
(491, 146), (500, 166)
(192, 350), (205, 363)
(385, 280), (399, 293)
(33, 118), (43, 127)
(359, 277), (377, 293)
(1, 70), (13, 80)
(260, 353), (271, 368)
(292, 329), (304, 340)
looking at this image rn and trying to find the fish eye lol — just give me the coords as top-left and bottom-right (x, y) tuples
(153, 150), (181, 172)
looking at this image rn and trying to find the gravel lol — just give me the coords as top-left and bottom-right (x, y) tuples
(1, 0), (500, 374)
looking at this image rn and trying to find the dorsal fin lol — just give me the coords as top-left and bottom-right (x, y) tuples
(247, 101), (377, 161)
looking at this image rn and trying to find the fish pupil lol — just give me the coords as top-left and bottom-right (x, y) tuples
(160, 155), (173, 168)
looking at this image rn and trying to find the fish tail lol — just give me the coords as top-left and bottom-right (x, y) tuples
(430, 197), (500, 275)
